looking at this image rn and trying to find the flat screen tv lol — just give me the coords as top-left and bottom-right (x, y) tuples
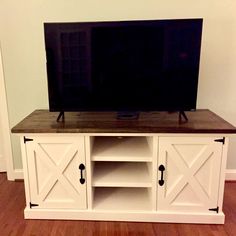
(44, 19), (203, 114)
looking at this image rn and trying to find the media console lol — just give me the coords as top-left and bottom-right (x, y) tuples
(12, 110), (236, 224)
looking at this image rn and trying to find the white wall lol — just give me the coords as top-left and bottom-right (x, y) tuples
(0, 0), (236, 169)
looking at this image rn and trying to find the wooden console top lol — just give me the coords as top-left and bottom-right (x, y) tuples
(11, 109), (236, 134)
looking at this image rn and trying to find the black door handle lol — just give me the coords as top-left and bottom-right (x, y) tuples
(79, 164), (85, 184)
(158, 164), (165, 186)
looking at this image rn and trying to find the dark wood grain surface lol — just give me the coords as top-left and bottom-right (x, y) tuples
(11, 109), (236, 133)
(1, 173), (236, 236)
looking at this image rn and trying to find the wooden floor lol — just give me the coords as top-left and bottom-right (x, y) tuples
(0, 173), (236, 236)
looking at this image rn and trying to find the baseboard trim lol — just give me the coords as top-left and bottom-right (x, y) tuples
(13, 169), (24, 180)
(11, 169), (236, 181)
(225, 169), (236, 181)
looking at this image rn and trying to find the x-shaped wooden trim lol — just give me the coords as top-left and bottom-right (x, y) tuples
(33, 142), (80, 203)
(164, 143), (213, 206)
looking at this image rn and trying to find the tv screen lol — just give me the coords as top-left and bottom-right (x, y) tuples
(44, 19), (203, 112)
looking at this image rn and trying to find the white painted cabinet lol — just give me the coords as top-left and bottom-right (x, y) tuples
(20, 134), (228, 224)
(25, 136), (87, 209)
(157, 137), (223, 213)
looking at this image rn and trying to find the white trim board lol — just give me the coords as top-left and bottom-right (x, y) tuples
(24, 208), (225, 224)
(13, 169), (24, 180)
(0, 45), (15, 180)
(12, 169), (236, 181)
(225, 169), (236, 181)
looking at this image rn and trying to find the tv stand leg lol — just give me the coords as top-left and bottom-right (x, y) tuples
(57, 111), (65, 122)
(179, 111), (188, 123)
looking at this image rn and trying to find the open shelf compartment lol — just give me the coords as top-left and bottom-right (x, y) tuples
(93, 187), (152, 211)
(91, 136), (153, 162)
(92, 162), (152, 187)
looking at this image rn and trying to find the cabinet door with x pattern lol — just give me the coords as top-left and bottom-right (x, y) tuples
(157, 136), (223, 213)
(26, 136), (87, 209)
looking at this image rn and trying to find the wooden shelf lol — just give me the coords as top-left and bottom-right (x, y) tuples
(93, 187), (152, 211)
(91, 137), (152, 162)
(92, 162), (152, 187)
